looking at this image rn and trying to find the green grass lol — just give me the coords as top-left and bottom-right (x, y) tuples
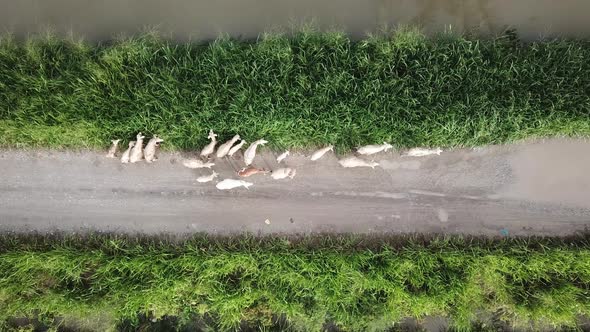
(1, 28), (590, 151)
(1, 234), (589, 331)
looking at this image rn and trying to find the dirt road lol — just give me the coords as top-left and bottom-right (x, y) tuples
(1, 139), (589, 236)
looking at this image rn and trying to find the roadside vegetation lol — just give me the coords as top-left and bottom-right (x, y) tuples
(1, 28), (590, 151)
(1, 234), (589, 331)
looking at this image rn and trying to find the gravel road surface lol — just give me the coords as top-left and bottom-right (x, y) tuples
(1, 139), (589, 236)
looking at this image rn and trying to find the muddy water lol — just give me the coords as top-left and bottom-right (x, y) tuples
(1, 0), (590, 41)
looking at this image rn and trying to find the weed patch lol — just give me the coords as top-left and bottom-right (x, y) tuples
(1, 29), (589, 151)
(0, 234), (589, 330)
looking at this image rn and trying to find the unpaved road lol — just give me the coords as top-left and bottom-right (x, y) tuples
(1, 139), (589, 236)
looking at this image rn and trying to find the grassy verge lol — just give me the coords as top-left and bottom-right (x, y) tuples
(1, 234), (589, 331)
(1, 29), (590, 151)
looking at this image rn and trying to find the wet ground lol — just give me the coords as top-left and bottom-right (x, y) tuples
(1, 139), (589, 235)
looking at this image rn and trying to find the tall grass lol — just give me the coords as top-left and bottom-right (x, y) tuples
(1, 29), (589, 151)
(1, 234), (589, 331)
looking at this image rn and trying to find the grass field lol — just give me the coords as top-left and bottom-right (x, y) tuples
(1, 29), (590, 151)
(1, 234), (589, 331)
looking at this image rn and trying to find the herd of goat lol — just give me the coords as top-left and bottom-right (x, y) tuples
(106, 131), (443, 190)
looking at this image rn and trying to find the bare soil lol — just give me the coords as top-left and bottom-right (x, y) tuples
(1, 139), (589, 236)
